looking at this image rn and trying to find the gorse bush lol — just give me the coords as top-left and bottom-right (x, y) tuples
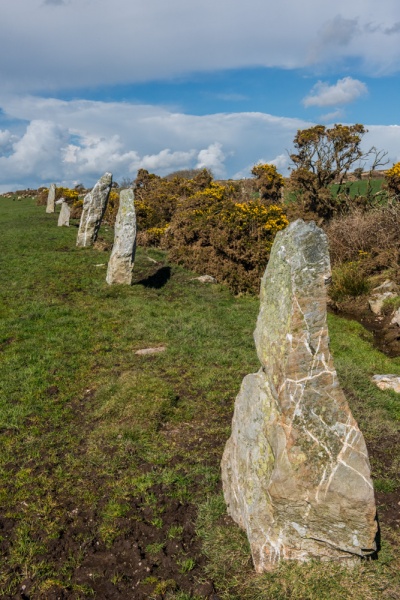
(56, 187), (79, 203)
(133, 167), (213, 231)
(251, 163), (284, 204)
(124, 168), (289, 293)
(103, 189), (120, 226)
(164, 184), (288, 293)
(385, 162), (400, 198)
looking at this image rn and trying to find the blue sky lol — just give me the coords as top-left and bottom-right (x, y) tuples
(1, 0), (400, 191)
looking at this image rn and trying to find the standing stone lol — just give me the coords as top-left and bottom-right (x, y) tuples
(58, 201), (70, 227)
(106, 189), (136, 285)
(76, 173), (112, 247)
(46, 183), (56, 213)
(221, 220), (377, 572)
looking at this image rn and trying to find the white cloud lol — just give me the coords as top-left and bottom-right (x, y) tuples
(1, 1), (400, 95)
(269, 154), (290, 171)
(0, 129), (18, 153)
(0, 94), (311, 189)
(0, 94), (399, 191)
(139, 149), (197, 172)
(0, 120), (67, 180)
(196, 143), (227, 177)
(303, 77), (368, 107)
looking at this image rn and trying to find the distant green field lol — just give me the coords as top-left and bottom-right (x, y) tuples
(283, 178), (386, 205)
(331, 178), (384, 197)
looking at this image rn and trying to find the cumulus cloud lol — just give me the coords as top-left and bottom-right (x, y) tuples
(0, 129), (18, 154)
(196, 143), (227, 177)
(0, 120), (67, 181)
(0, 94), (311, 189)
(269, 154), (290, 171)
(303, 77), (368, 107)
(0, 94), (399, 191)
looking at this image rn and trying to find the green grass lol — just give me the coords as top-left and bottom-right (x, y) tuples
(331, 178), (384, 198)
(283, 178), (386, 207)
(0, 196), (400, 598)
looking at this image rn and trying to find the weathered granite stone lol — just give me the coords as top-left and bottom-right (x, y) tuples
(221, 219), (377, 572)
(58, 201), (70, 227)
(76, 173), (112, 247)
(106, 189), (136, 285)
(46, 183), (56, 213)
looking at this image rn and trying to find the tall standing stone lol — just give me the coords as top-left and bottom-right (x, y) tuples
(76, 173), (112, 247)
(106, 189), (136, 285)
(57, 201), (70, 227)
(46, 183), (56, 213)
(221, 220), (377, 571)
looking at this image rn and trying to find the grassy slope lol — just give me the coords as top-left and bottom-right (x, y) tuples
(0, 198), (399, 599)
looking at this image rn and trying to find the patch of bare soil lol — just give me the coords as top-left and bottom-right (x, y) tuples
(0, 389), (224, 599)
(330, 297), (400, 357)
(367, 434), (400, 532)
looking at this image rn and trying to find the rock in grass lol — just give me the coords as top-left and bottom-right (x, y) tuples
(221, 219), (377, 572)
(372, 374), (400, 393)
(76, 173), (112, 247)
(57, 201), (70, 227)
(46, 183), (56, 214)
(106, 189), (136, 285)
(135, 346), (166, 355)
(368, 280), (398, 315)
(192, 275), (217, 283)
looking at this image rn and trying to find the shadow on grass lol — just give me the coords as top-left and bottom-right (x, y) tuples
(134, 266), (172, 289)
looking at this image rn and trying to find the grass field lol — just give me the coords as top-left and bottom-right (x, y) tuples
(283, 179), (386, 206)
(0, 197), (399, 599)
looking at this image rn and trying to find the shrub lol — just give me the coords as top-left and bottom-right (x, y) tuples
(385, 162), (400, 198)
(288, 124), (387, 220)
(36, 188), (49, 206)
(103, 190), (120, 226)
(133, 168), (213, 232)
(251, 163), (284, 204)
(325, 205), (400, 272)
(137, 224), (169, 247)
(164, 184), (288, 293)
(56, 187), (79, 203)
(329, 261), (371, 302)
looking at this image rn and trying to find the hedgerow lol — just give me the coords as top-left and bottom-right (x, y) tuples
(163, 182), (288, 293)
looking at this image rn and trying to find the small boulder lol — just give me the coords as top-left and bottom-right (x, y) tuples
(192, 275), (217, 283)
(372, 374), (400, 393)
(368, 281), (399, 315)
(390, 307), (400, 326)
(135, 346), (166, 355)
